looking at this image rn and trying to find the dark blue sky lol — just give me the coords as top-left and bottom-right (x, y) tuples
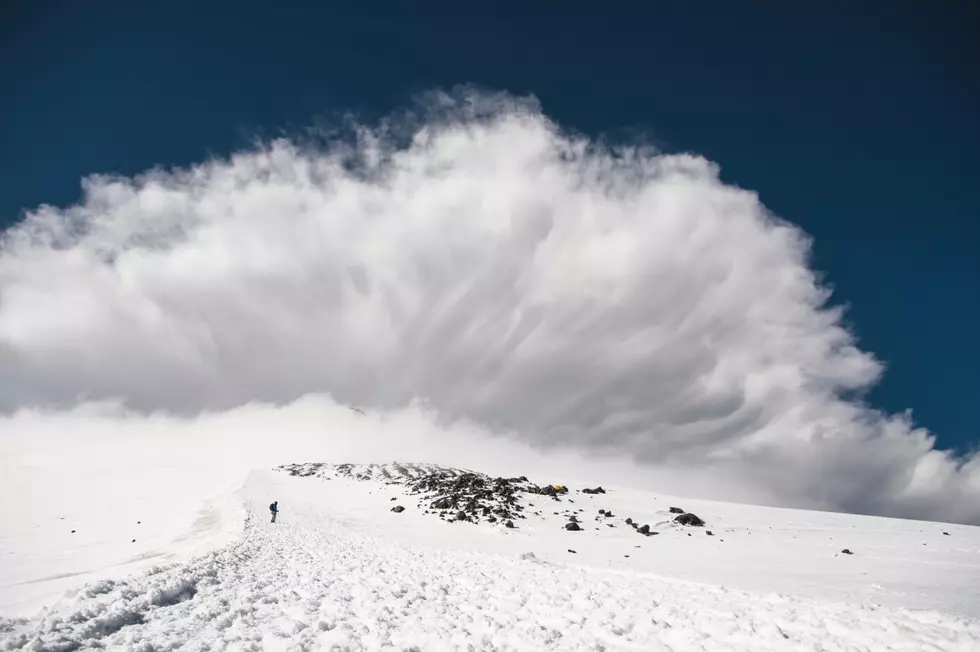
(2, 1), (977, 451)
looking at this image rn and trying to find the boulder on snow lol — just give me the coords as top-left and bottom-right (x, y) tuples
(638, 524), (650, 535)
(841, 548), (853, 555)
(565, 522), (583, 531)
(674, 513), (705, 527)
(456, 511), (468, 521)
(390, 505), (405, 513)
(581, 486), (606, 494)
(669, 506), (685, 514)
(625, 517), (633, 525)
(505, 520), (515, 528)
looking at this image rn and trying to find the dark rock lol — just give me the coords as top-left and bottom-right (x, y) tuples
(943, 531), (950, 536)
(638, 524), (650, 535)
(625, 518), (633, 525)
(131, 539), (136, 543)
(598, 509), (606, 515)
(565, 522), (582, 531)
(568, 515), (579, 523)
(841, 549), (853, 555)
(505, 520), (515, 529)
(390, 497), (397, 501)
(71, 530), (76, 534)
(391, 506), (405, 513)
(674, 513), (705, 527)
(456, 511), (467, 521)
(581, 486), (607, 494)
(706, 530), (714, 536)
(669, 506), (684, 514)
(568, 549), (577, 553)
(624, 555), (629, 558)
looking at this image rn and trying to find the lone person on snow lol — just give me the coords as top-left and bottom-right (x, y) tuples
(270, 501), (279, 523)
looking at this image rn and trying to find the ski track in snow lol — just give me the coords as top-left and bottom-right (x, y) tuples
(3, 469), (979, 651)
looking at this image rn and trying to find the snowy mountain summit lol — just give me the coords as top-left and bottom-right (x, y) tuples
(2, 461), (979, 650)
(277, 462), (706, 534)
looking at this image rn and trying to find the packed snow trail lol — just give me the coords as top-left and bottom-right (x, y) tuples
(3, 471), (979, 651)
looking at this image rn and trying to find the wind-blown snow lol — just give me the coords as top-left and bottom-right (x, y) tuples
(2, 464), (978, 651)
(1, 89), (978, 524)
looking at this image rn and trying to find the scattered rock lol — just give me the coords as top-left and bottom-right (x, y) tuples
(598, 509), (606, 515)
(505, 520), (515, 529)
(943, 531), (950, 536)
(669, 506), (685, 514)
(390, 505), (405, 513)
(625, 518), (633, 525)
(568, 515), (580, 523)
(674, 513), (705, 527)
(456, 511), (467, 521)
(71, 530), (76, 534)
(565, 522), (582, 531)
(568, 549), (577, 553)
(638, 524), (650, 535)
(706, 530), (714, 536)
(841, 549), (853, 555)
(624, 555), (629, 558)
(390, 497), (397, 501)
(581, 486), (606, 494)
(131, 539), (136, 543)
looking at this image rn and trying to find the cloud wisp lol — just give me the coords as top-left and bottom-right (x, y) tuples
(1, 90), (977, 524)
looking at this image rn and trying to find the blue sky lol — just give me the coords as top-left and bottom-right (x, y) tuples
(1, 0), (977, 456)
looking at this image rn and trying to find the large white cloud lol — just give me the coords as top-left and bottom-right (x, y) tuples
(1, 90), (978, 524)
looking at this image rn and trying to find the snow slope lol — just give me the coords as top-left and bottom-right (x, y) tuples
(2, 463), (979, 650)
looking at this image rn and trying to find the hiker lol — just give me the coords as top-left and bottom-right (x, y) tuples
(270, 501), (278, 523)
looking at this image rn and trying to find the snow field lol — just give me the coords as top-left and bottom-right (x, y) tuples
(2, 469), (979, 651)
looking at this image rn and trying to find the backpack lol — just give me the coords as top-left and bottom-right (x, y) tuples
(270, 503), (275, 512)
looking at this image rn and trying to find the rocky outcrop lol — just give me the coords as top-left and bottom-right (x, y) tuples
(674, 513), (705, 527)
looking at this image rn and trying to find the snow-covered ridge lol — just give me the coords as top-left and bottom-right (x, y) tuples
(4, 467), (978, 651)
(277, 461), (478, 483)
(276, 462), (708, 534)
